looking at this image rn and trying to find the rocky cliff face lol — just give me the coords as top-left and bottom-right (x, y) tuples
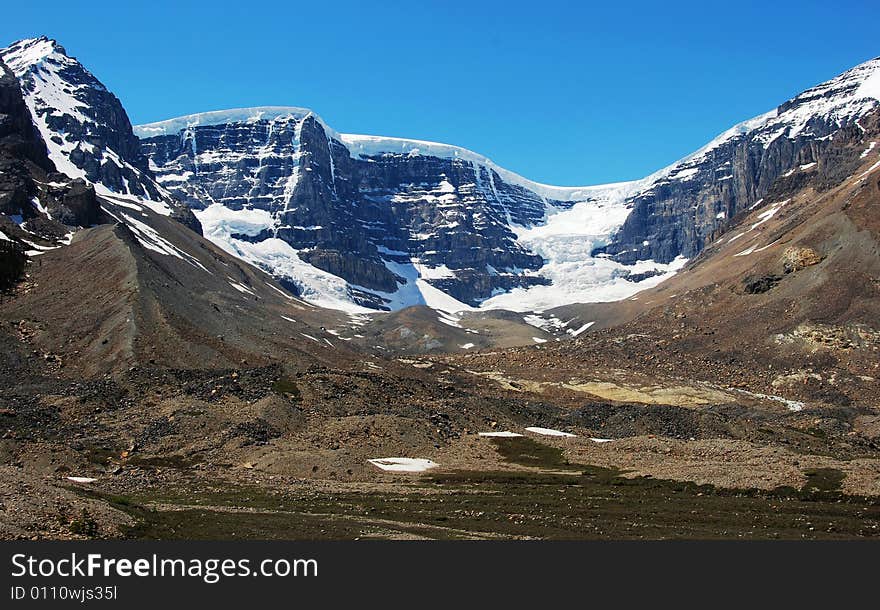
(137, 51), (880, 313)
(0, 57), (47, 220)
(137, 109), (572, 308)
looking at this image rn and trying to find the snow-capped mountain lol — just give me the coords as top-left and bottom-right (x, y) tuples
(136, 52), (880, 314)
(1, 37), (160, 200)
(4, 35), (879, 316)
(0, 37), (202, 234)
(135, 109), (678, 313)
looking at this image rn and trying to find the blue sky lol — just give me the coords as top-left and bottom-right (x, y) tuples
(3, 0), (878, 185)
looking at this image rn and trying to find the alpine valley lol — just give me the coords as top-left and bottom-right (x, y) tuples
(2, 36), (880, 540)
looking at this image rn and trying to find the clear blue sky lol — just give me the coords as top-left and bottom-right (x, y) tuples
(3, 0), (878, 185)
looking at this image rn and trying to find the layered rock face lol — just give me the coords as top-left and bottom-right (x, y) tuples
(598, 57), (880, 264)
(0, 58), (48, 219)
(138, 110), (567, 307)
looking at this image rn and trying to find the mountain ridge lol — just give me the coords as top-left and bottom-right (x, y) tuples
(3, 35), (880, 317)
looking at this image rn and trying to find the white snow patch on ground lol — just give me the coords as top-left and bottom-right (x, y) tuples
(228, 280), (256, 296)
(367, 458), (438, 472)
(734, 244), (758, 257)
(568, 321), (595, 337)
(478, 431), (524, 437)
(66, 476), (97, 484)
(525, 427), (576, 437)
(733, 389), (805, 412)
(362, 259), (474, 313)
(590, 438), (614, 443)
(859, 158), (880, 179)
(459, 342), (475, 349)
(523, 314), (565, 332)
(532, 337), (548, 344)
(103, 209), (207, 271)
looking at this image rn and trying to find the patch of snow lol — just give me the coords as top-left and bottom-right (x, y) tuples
(478, 431), (523, 437)
(858, 158), (880, 179)
(362, 258), (474, 313)
(669, 167), (699, 181)
(193, 207), (373, 312)
(525, 427), (576, 437)
(367, 457), (438, 472)
(228, 280), (256, 296)
(568, 321), (595, 337)
(733, 389), (805, 412)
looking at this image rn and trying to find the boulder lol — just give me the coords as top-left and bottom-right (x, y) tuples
(782, 246), (823, 274)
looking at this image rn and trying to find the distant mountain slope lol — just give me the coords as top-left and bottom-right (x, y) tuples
(598, 56), (880, 265)
(4, 35), (879, 318)
(456, 107), (880, 427)
(134, 57), (880, 313)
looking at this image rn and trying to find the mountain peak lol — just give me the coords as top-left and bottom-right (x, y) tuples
(1, 36), (69, 73)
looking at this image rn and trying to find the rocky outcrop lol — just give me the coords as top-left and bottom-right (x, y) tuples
(782, 246), (823, 274)
(0, 239), (26, 289)
(0, 59), (50, 171)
